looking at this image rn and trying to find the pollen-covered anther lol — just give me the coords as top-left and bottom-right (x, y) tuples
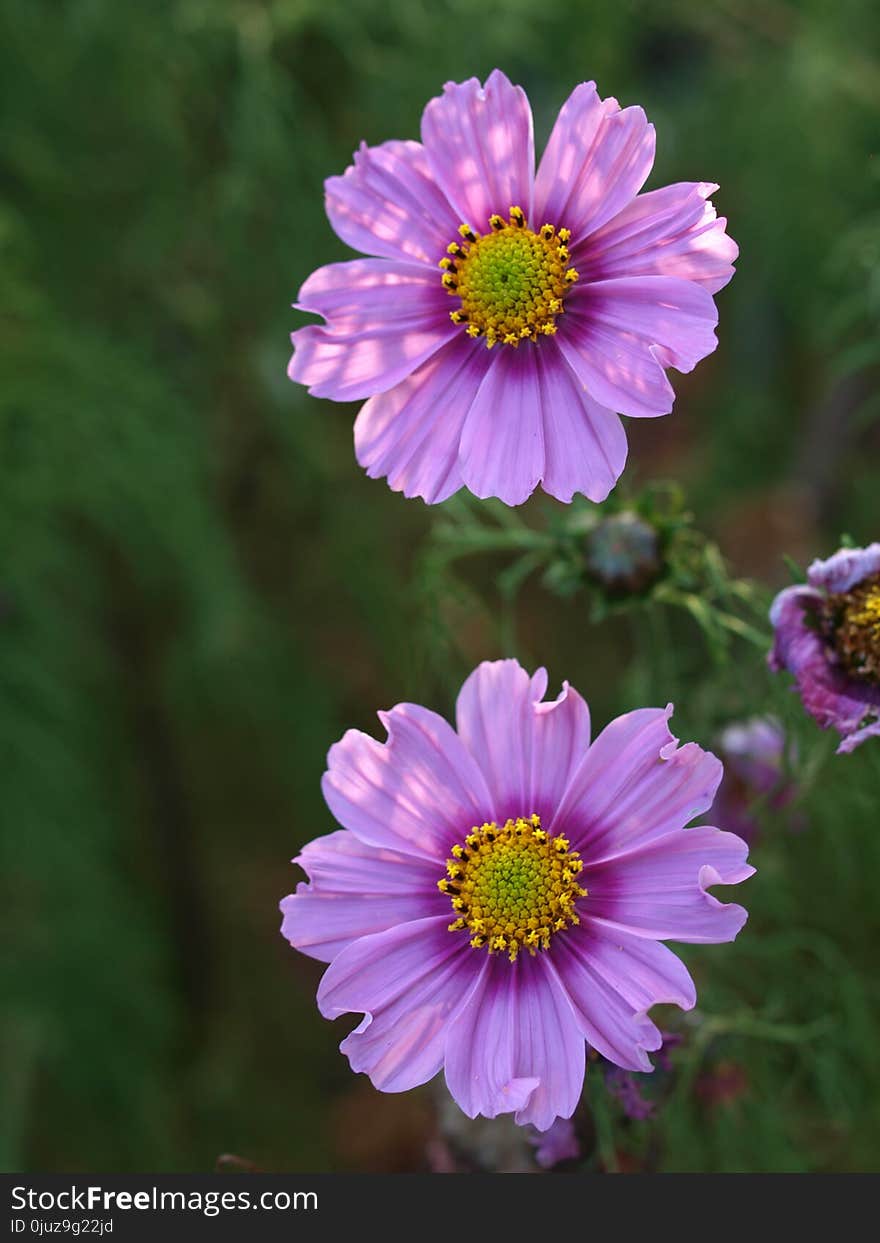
(826, 574), (880, 683)
(439, 207), (579, 348)
(440, 815), (588, 962)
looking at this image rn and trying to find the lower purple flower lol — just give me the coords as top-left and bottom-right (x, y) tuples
(769, 544), (880, 754)
(604, 1066), (656, 1121)
(604, 1030), (682, 1120)
(528, 1118), (580, 1168)
(280, 660), (753, 1130)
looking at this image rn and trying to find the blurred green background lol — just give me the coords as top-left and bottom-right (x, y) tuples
(2, 0), (879, 1173)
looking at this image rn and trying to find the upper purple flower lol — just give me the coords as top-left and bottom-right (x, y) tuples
(288, 71), (738, 507)
(280, 659), (752, 1130)
(769, 543), (880, 754)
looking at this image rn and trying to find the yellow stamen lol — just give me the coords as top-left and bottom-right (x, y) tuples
(828, 575), (880, 682)
(440, 815), (587, 963)
(439, 206), (579, 349)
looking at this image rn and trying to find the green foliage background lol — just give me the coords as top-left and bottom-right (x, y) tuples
(2, 0), (878, 1172)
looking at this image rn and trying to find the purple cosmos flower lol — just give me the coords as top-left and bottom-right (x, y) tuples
(280, 659), (752, 1130)
(528, 1118), (580, 1168)
(604, 1030), (682, 1120)
(288, 71), (737, 507)
(769, 544), (880, 754)
(604, 1066), (656, 1121)
(712, 717), (802, 841)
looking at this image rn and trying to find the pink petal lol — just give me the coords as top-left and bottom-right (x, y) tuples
(535, 341), (628, 503)
(443, 953), (585, 1130)
(288, 263), (456, 403)
(527, 679), (593, 826)
(547, 933), (665, 1071)
(572, 276), (719, 372)
(317, 916), (478, 1092)
(838, 718), (880, 754)
(584, 826), (753, 943)
(534, 82), (655, 243)
(458, 346), (544, 505)
(322, 702), (493, 863)
(354, 335), (488, 505)
(295, 258), (444, 330)
(583, 182), (738, 294)
(558, 276), (719, 418)
(569, 923), (698, 1011)
(325, 139), (460, 266)
(421, 70), (535, 230)
(550, 705), (723, 863)
(558, 315), (672, 417)
(280, 831), (445, 963)
(806, 543), (880, 594)
(455, 659), (591, 824)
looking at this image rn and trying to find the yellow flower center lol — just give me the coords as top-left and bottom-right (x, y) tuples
(439, 207), (579, 349)
(829, 575), (880, 683)
(438, 814), (587, 963)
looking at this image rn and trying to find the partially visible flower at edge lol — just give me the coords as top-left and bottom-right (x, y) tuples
(769, 543), (880, 754)
(288, 70), (737, 507)
(280, 659), (753, 1131)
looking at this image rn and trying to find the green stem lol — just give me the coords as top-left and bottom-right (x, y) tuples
(587, 1069), (619, 1173)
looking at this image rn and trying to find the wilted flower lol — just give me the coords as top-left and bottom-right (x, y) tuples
(712, 717), (802, 841)
(769, 544), (880, 753)
(289, 70), (737, 506)
(280, 659), (752, 1130)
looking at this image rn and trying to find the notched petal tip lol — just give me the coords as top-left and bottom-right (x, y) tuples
(492, 1077), (543, 1121)
(697, 871), (750, 943)
(533, 677), (572, 716)
(653, 707), (725, 806)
